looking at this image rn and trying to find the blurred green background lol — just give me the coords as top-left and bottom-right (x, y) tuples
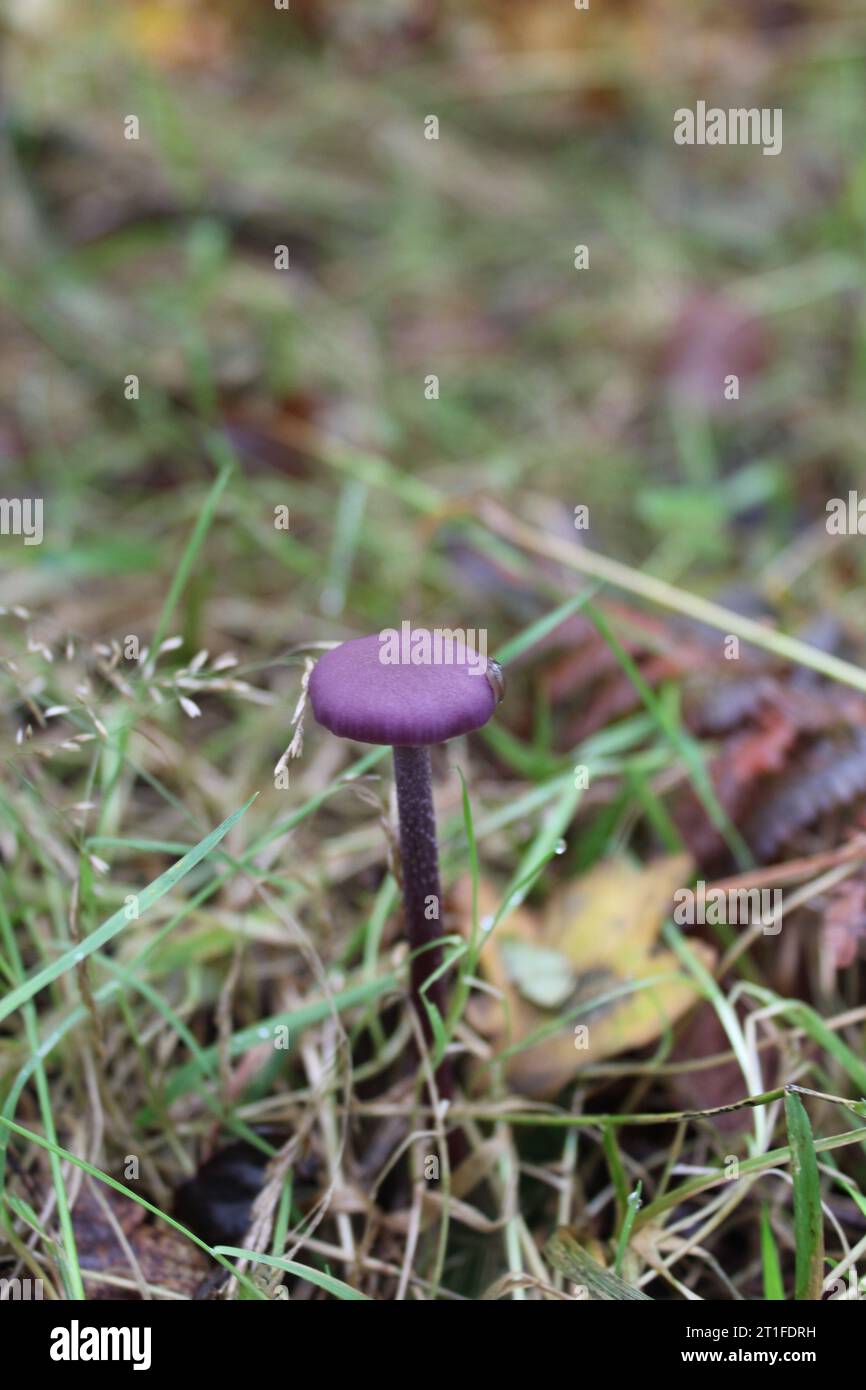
(2, 0), (864, 636)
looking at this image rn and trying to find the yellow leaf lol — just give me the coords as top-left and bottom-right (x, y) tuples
(452, 855), (713, 1098)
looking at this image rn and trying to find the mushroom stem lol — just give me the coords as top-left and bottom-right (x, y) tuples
(392, 745), (453, 1098)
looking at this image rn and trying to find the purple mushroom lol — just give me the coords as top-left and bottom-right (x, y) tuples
(310, 630), (503, 1102)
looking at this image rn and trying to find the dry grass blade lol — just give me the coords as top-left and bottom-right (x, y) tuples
(544, 1229), (652, 1301)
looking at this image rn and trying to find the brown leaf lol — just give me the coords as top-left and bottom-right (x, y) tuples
(73, 1181), (209, 1300)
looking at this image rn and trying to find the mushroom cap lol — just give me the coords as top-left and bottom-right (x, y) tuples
(309, 631), (498, 746)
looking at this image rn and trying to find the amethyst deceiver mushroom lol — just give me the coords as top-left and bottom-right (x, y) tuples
(309, 631), (503, 1100)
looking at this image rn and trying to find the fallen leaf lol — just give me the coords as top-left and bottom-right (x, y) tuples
(452, 854), (714, 1098)
(72, 1181), (209, 1300)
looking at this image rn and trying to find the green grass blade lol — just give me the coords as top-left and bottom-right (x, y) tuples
(0, 898), (85, 1298)
(212, 1245), (371, 1300)
(637, 1125), (866, 1226)
(585, 601), (752, 868)
(614, 1182), (643, 1277)
(154, 971), (397, 1110)
(149, 462), (233, 658)
(0, 1115), (265, 1299)
(785, 1089), (824, 1301)
(494, 586), (598, 666)
(0, 794), (257, 1025)
(760, 1202), (784, 1300)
